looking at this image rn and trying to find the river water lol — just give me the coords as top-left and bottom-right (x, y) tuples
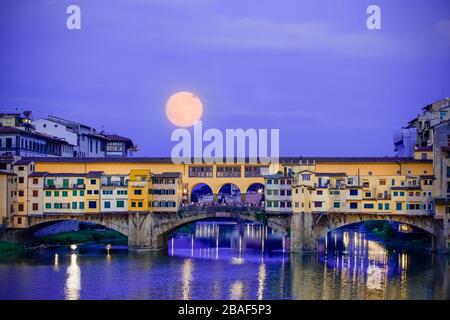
(0, 221), (449, 300)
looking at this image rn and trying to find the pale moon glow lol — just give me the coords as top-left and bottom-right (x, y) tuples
(165, 91), (203, 127)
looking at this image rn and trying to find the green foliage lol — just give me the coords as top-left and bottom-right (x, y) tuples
(0, 241), (25, 255)
(37, 230), (126, 245)
(255, 211), (268, 225)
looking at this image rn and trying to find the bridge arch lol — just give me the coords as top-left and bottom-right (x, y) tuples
(153, 208), (290, 248)
(314, 213), (438, 241)
(245, 183), (264, 205)
(25, 214), (130, 238)
(190, 182), (214, 203)
(217, 183), (242, 204)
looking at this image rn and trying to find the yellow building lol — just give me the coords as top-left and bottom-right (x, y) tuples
(128, 169), (152, 211)
(84, 171), (102, 213)
(290, 158), (434, 215)
(150, 172), (183, 213)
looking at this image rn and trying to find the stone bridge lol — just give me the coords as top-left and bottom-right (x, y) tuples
(290, 211), (446, 253)
(20, 209), (447, 253)
(25, 206), (291, 251)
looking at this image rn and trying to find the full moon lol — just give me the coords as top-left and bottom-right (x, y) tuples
(165, 91), (203, 127)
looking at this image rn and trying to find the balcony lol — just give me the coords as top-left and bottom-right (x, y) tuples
(101, 182), (127, 187)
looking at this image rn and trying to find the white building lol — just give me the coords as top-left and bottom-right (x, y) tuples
(264, 173), (292, 213)
(100, 175), (128, 212)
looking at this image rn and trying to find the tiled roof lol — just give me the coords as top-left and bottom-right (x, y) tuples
(0, 126), (73, 145)
(29, 172), (49, 177)
(86, 171), (104, 178)
(414, 146), (432, 152)
(391, 186), (422, 190)
(152, 172), (181, 178)
(315, 172), (347, 177)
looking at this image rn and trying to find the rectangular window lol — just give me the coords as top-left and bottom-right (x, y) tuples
(54, 191), (60, 197)
(314, 202), (322, 208)
(47, 179), (54, 186)
(188, 166), (213, 178)
(62, 191), (68, 197)
(45, 203), (51, 209)
(88, 201), (97, 209)
(77, 178), (84, 185)
(80, 202), (85, 210)
(393, 191), (398, 196)
(72, 190), (77, 196)
(18, 177), (24, 184)
(378, 203), (383, 210)
(32, 203), (38, 211)
(131, 202), (136, 208)
(138, 202), (143, 208)
(33, 190), (38, 197)
(63, 179), (69, 188)
(104, 201), (111, 209)
(333, 202), (340, 208)
(216, 166), (241, 178)
(350, 202), (358, 209)
(90, 179), (97, 185)
(72, 202), (77, 209)
(80, 190), (85, 196)
(396, 202), (402, 211)
(384, 203), (390, 210)
(364, 203), (374, 209)
(349, 189), (358, 196)
(117, 200), (125, 208)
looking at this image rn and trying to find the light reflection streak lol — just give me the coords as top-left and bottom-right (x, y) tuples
(257, 262), (266, 300)
(181, 259), (193, 300)
(54, 254), (59, 271)
(65, 254), (81, 300)
(230, 281), (244, 300)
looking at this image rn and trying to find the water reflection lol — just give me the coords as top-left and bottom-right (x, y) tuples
(0, 222), (448, 300)
(181, 259), (193, 300)
(64, 254), (81, 300)
(230, 281), (244, 300)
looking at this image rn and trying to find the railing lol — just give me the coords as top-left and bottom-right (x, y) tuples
(179, 204), (265, 215)
(101, 182), (127, 187)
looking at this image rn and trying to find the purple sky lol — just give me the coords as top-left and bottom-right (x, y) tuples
(1, 0), (449, 157)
